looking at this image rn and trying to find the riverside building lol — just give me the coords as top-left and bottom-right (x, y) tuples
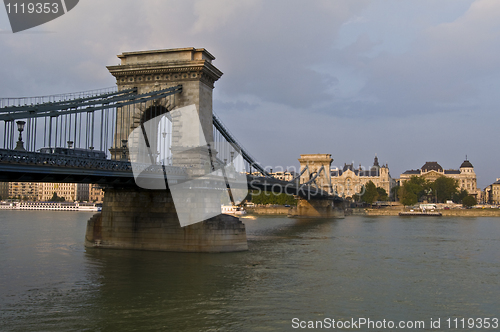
(400, 159), (481, 199)
(485, 179), (500, 205)
(3, 182), (104, 202)
(329, 155), (394, 198)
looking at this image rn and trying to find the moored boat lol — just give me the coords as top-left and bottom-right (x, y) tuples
(399, 211), (442, 216)
(0, 201), (101, 212)
(221, 205), (247, 215)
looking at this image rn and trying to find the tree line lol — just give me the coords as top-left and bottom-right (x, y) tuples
(354, 176), (477, 207)
(353, 181), (388, 204)
(394, 176), (477, 207)
(248, 190), (297, 206)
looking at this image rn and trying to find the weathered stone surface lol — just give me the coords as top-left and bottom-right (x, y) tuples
(85, 188), (248, 252)
(290, 198), (345, 218)
(298, 154), (333, 193)
(107, 48), (222, 161)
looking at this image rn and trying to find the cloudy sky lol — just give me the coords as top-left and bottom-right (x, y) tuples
(1, 0), (499, 188)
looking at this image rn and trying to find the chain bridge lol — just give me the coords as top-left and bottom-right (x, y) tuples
(0, 48), (343, 252)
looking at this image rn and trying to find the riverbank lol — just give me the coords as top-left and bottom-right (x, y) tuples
(245, 206), (291, 215)
(244, 206), (500, 217)
(360, 207), (500, 217)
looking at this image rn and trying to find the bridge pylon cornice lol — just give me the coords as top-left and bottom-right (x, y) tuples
(106, 47), (222, 162)
(107, 48), (223, 89)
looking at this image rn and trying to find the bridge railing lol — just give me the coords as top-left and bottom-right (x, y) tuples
(0, 86), (182, 160)
(0, 148), (188, 176)
(0, 86), (340, 199)
(0, 86), (119, 108)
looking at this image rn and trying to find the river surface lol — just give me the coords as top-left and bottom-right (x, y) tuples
(0, 211), (499, 331)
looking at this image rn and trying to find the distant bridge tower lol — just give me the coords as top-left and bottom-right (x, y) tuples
(298, 154), (333, 193)
(295, 154), (344, 218)
(107, 48), (223, 164)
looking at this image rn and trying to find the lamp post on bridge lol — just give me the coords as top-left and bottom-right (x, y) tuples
(121, 140), (128, 161)
(162, 131), (167, 165)
(14, 121), (26, 151)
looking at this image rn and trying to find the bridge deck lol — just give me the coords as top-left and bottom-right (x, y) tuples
(0, 149), (340, 200)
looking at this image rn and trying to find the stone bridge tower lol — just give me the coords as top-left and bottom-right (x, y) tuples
(298, 154), (333, 193)
(294, 154), (344, 218)
(106, 48), (223, 164)
(85, 48), (248, 253)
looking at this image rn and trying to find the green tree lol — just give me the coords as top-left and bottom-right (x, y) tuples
(249, 190), (296, 206)
(376, 187), (388, 201)
(432, 176), (459, 203)
(399, 184), (418, 206)
(453, 189), (469, 203)
(391, 185), (400, 201)
(462, 195), (477, 208)
(50, 192), (65, 202)
(404, 176), (428, 202)
(361, 181), (378, 204)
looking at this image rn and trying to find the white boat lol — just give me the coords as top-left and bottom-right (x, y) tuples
(0, 202), (15, 209)
(1, 201), (101, 212)
(221, 205), (247, 215)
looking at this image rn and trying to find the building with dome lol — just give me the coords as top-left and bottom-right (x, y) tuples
(400, 159), (480, 199)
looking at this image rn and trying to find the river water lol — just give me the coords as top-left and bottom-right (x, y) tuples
(0, 211), (499, 331)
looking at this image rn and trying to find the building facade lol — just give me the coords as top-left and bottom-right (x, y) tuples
(330, 156), (394, 198)
(400, 159), (480, 198)
(0, 182), (10, 200)
(8, 182), (40, 200)
(40, 183), (78, 202)
(3, 182), (104, 202)
(268, 170), (296, 182)
(485, 179), (500, 205)
(89, 184), (105, 203)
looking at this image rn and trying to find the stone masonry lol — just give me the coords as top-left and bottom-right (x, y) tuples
(85, 48), (248, 252)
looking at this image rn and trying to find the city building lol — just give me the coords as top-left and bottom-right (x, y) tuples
(329, 155), (394, 198)
(400, 159), (480, 198)
(40, 183), (78, 202)
(249, 170), (297, 182)
(0, 182), (9, 200)
(77, 183), (90, 202)
(485, 179), (500, 205)
(89, 184), (105, 203)
(3, 181), (104, 202)
(270, 170), (296, 182)
(8, 182), (40, 201)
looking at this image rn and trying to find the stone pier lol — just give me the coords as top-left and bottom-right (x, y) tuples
(85, 187), (248, 252)
(290, 198), (345, 218)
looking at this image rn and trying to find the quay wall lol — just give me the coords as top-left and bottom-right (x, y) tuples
(85, 188), (248, 253)
(363, 208), (500, 217)
(246, 206), (292, 215)
(247, 206), (500, 217)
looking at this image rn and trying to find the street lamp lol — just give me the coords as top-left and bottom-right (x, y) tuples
(14, 120), (26, 151)
(162, 131), (167, 164)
